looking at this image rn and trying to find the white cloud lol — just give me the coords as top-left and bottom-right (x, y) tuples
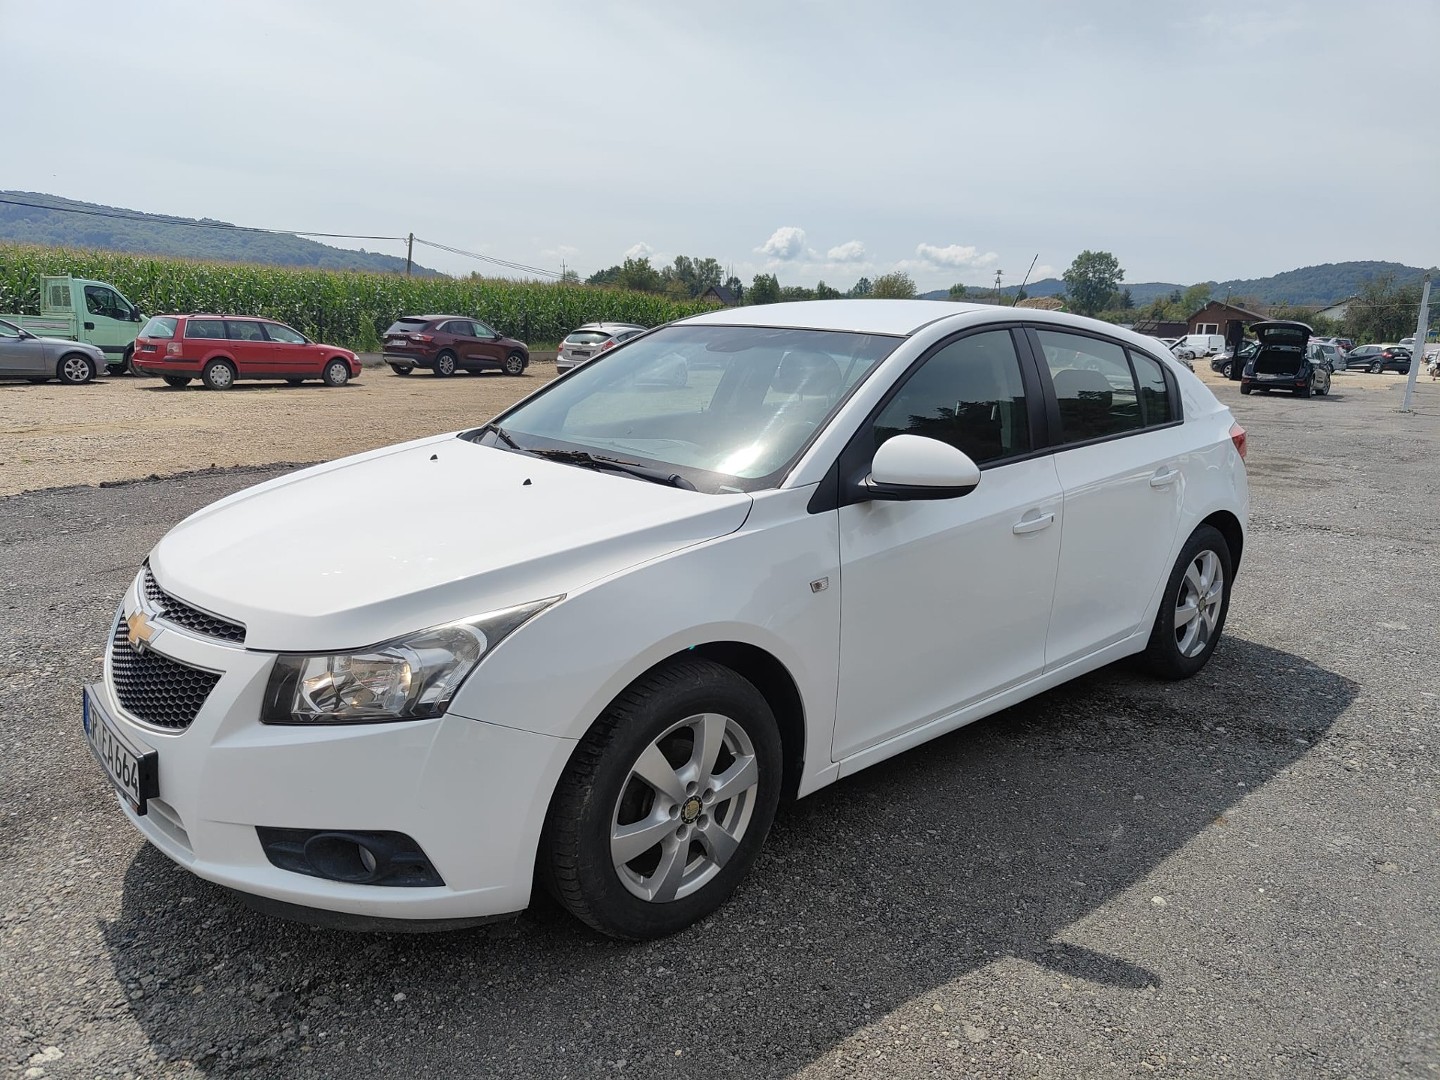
(915, 243), (1001, 270)
(757, 226), (807, 260)
(623, 241), (653, 260)
(827, 240), (867, 263)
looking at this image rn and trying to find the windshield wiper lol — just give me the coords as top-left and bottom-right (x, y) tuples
(477, 422), (523, 451)
(526, 449), (697, 490)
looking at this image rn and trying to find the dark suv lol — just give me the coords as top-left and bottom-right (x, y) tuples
(382, 316), (529, 377)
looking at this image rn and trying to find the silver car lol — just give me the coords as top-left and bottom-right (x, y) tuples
(555, 322), (647, 374)
(0, 318), (105, 384)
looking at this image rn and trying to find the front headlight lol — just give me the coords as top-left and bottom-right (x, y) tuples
(261, 598), (558, 725)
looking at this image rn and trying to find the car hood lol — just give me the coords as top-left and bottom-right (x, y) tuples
(34, 335), (102, 353)
(148, 434), (752, 651)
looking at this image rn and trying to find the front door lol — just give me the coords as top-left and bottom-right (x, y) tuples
(0, 321), (46, 376)
(260, 321), (314, 376)
(1028, 329), (1187, 668)
(82, 283), (138, 366)
(471, 319), (505, 368)
(833, 329), (1062, 761)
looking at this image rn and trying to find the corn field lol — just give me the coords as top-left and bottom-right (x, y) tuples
(0, 244), (718, 351)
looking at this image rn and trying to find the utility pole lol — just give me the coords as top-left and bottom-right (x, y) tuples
(994, 270), (1003, 305)
(405, 233), (414, 277)
(1400, 273), (1430, 412)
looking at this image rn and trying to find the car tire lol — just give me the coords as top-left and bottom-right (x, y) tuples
(1239, 384), (1251, 395)
(540, 658), (783, 940)
(389, 365), (413, 376)
(322, 360), (350, 387)
(1369, 361), (1381, 374)
(163, 376), (191, 388)
(1139, 524), (1233, 680)
(57, 353), (96, 385)
(503, 351), (526, 376)
(107, 346), (133, 377)
(201, 360), (236, 391)
(434, 351), (457, 377)
(1222, 361), (1233, 379)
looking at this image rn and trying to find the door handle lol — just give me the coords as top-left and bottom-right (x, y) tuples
(84, 322), (95, 330)
(1012, 512), (1055, 535)
(1150, 468), (1179, 488)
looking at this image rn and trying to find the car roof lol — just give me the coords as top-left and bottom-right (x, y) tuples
(682, 299), (996, 336)
(570, 322), (646, 332)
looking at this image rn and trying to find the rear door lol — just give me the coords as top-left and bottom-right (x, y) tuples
(1027, 328), (1187, 669)
(224, 320), (273, 377)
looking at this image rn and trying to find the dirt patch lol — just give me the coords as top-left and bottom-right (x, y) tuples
(0, 364), (556, 496)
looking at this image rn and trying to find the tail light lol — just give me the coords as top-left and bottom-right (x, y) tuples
(1229, 422), (1247, 461)
(166, 342), (181, 357)
(599, 339), (616, 352)
(409, 334), (433, 344)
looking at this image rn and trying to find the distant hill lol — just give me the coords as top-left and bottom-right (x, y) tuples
(923, 261), (1435, 308)
(0, 191), (437, 275)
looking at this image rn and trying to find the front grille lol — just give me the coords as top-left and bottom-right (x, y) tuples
(142, 563), (246, 644)
(110, 621), (221, 729)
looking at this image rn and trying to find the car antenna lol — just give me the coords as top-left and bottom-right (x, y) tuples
(1012, 254), (1039, 306)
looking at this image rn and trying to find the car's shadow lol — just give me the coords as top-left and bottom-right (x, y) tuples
(101, 638), (1356, 1076)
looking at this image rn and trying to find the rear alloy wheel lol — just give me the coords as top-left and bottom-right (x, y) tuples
(202, 360), (235, 390)
(434, 351), (457, 377)
(542, 658), (782, 940)
(1140, 524), (1233, 680)
(502, 351), (526, 376)
(389, 365), (413, 376)
(322, 359), (350, 387)
(58, 353), (96, 385)
(1222, 361), (1233, 379)
(1369, 361), (1381, 374)
(163, 376), (191, 388)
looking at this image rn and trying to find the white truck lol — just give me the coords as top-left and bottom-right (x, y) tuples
(0, 275), (145, 375)
(1180, 333), (1226, 357)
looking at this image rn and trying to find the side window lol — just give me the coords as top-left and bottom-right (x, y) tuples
(1128, 348), (1175, 426)
(184, 319), (227, 339)
(1035, 329), (1141, 444)
(261, 322), (306, 344)
(872, 330), (1031, 466)
(447, 320), (474, 337)
(473, 321), (496, 338)
(225, 320), (266, 341)
(85, 286), (120, 317)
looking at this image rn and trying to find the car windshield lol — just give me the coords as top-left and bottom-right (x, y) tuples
(475, 324), (901, 492)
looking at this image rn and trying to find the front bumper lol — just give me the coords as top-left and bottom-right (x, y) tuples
(89, 576), (577, 923)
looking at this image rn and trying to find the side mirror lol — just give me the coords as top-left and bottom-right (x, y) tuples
(861, 434), (981, 501)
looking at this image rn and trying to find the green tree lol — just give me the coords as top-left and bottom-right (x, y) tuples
(948, 283), (967, 300)
(815, 280), (842, 300)
(748, 273), (781, 306)
(1345, 274), (1423, 343)
(615, 256), (663, 293)
(780, 285), (817, 301)
(723, 275), (745, 304)
(871, 271), (917, 299)
(586, 265), (620, 287)
(1062, 250), (1124, 316)
(849, 276), (873, 297)
(1117, 288), (1134, 311)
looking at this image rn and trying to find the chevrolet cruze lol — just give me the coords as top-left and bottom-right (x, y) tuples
(84, 300), (1248, 939)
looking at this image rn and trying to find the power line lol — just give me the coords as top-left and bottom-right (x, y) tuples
(412, 237), (561, 279)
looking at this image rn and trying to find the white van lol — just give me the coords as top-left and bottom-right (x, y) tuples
(1182, 333), (1226, 357)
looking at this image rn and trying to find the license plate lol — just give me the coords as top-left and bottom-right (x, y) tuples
(573, 349), (592, 358)
(82, 685), (158, 814)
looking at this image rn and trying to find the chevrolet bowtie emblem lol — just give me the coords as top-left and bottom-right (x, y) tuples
(126, 611), (155, 652)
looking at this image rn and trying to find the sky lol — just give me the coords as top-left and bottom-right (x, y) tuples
(3, 0), (1437, 291)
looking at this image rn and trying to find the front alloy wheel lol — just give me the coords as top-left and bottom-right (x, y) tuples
(542, 658), (782, 939)
(59, 354), (96, 384)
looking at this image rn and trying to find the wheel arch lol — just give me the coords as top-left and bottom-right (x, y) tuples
(1201, 509), (1244, 572)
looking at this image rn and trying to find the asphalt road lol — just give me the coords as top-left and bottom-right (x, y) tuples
(2, 369), (1437, 1079)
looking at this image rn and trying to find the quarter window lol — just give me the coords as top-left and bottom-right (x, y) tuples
(872, 330), (1031, 465)
(1128, 349), (1174, 426)
(1035, 330), (1141, 444)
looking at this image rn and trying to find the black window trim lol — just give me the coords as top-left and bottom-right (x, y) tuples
(183, 317), (228, 340)
(809, 323), (1052, 514)
(1020, 325), (1184, 455)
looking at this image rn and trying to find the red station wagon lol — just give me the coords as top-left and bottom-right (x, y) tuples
(133, 315), (362, 389)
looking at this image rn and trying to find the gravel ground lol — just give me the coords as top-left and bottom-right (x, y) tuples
(0, 359), (556, 498)
(1, 365), (1437, 1079)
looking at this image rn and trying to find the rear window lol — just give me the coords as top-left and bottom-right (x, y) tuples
(184, 319), (227, 340)
(565, 331), (610, 345)
(139, 317), (178, 339)
(385, 319), (430, 335)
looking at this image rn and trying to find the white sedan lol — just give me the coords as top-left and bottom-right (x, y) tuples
(84, 300), (1248, 939)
